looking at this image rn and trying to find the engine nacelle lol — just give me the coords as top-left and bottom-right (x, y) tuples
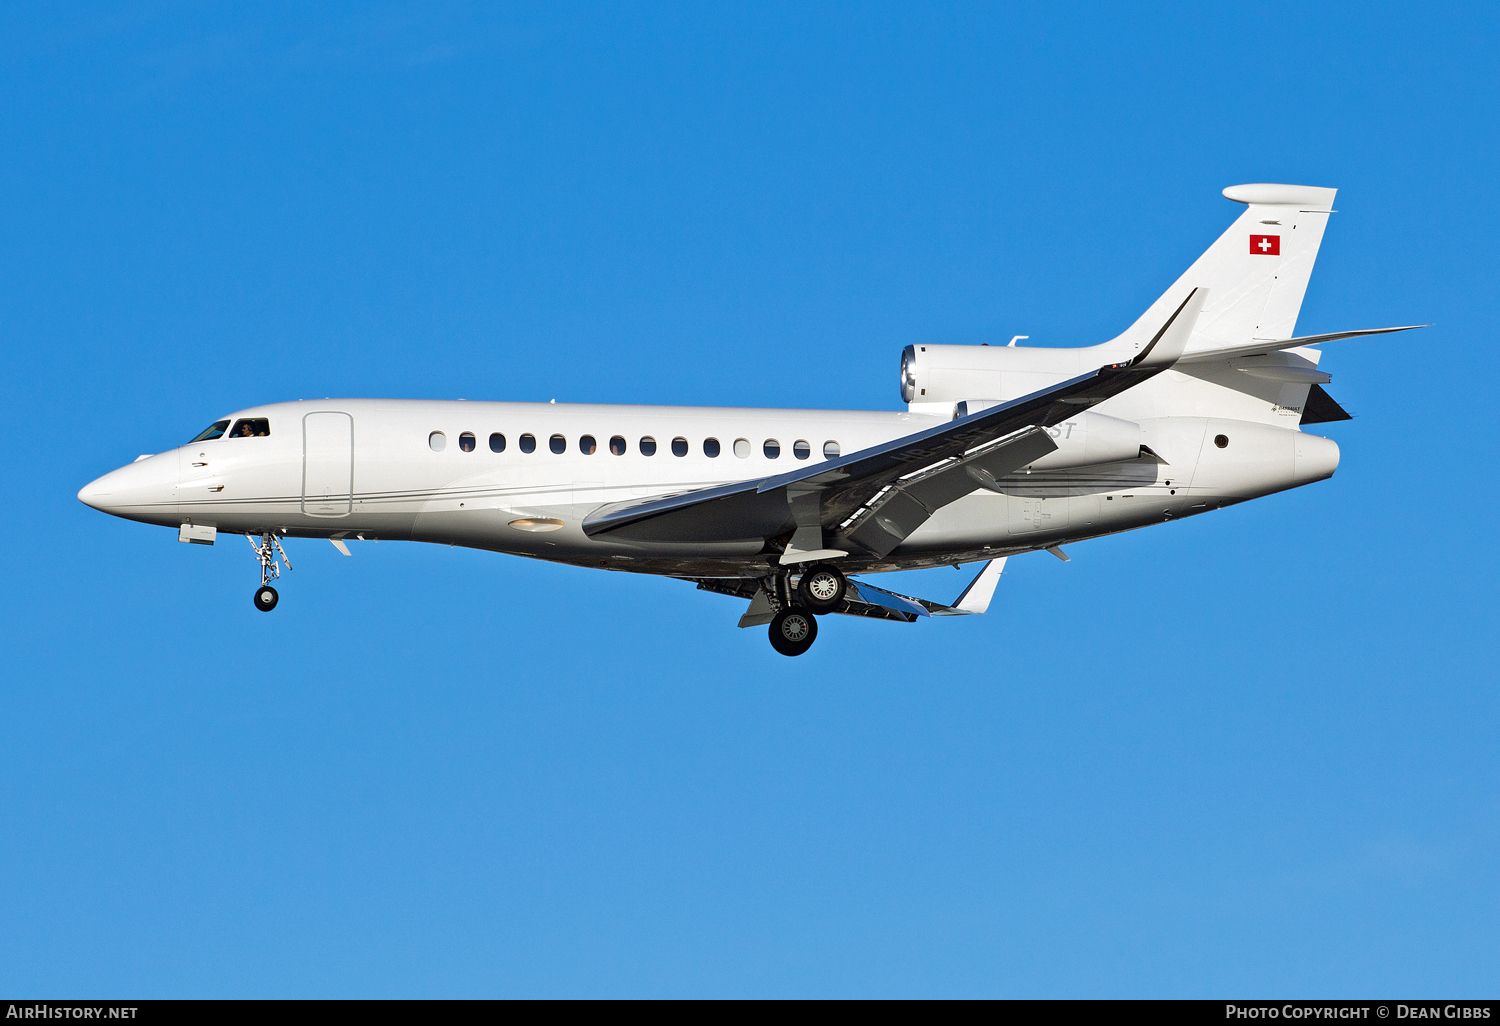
(899, 344), (1144, 470)
(901, 343), (1095, 404)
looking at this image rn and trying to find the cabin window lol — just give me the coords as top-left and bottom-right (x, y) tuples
(550, 434), (567, 454)
(793, 439), (811, 460)
(703, 438), (720, 457)
(190, 420), (231, 443)
(733, 438), (751, 458)
(459, 432), (476, 452)
(519, 433), (536, 453)
(228, 418), (270, 438)
(610, 435), (627, 455)
(429, 431), (447, 452)
(823, 440), (840, 458)
(489, 432), (506, 453)
(579, 434), (597, 455)
(1215, 434), (1229, 448)
(671, 437), (689, 457)
(764, 438), (781, 459)
(640, 436), (657, 456)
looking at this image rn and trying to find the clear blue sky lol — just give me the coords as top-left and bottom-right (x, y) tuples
(2, 1), (1496, 998)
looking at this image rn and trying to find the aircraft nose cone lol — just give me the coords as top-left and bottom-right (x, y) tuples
(78, 452), (178, 519)
(77, 475), (112, 511)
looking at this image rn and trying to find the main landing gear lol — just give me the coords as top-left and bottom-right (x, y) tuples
(767, 563), (847, 657)
(770, 606), (817, 656)
(796, 563), (846, 613)
(248, 532), (292, 612)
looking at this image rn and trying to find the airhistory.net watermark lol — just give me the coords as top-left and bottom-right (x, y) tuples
(5, 1007), (137, 1020)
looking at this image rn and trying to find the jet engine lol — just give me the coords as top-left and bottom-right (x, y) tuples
(901, 343), (1098, 405)
(901, 344), (1145, 470)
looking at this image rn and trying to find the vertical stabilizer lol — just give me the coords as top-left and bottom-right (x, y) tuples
(1099, 183), (1337, 359)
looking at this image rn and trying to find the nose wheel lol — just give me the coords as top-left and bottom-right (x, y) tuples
(769, 605), (818, 656)
(247, 533), (292, 612)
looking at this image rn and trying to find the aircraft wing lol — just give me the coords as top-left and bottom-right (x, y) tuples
(695, 576), (931, 624)
(694, 557), (1008, 625)
(1177, 323), (1426, 365)
(585, 290), (1205, 559)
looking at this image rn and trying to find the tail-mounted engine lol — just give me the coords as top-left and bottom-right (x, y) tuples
(901, 342), (1098, 405)
(901, 344), (1145, 470)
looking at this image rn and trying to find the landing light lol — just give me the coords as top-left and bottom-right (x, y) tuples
(508, 518), (564, 533)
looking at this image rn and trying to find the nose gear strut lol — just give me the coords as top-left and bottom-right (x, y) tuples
(248, 533), (292, 611)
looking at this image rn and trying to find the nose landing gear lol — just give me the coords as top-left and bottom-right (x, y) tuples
(248, 533), (292, 612)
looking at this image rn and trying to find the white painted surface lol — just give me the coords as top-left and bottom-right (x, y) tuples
(78, 183), (1355, 613)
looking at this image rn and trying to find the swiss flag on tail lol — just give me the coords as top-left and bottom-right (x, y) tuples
(1250, 234), (1280, 255)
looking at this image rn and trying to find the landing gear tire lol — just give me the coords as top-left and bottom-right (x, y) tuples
(248, 534), (291, 611)
(797, 563), (846, 614)
(769, 606), (818, 656)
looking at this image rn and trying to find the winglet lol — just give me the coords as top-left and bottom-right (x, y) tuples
(953, 557), (1006, 614)
(1131, 287), (1208, 369)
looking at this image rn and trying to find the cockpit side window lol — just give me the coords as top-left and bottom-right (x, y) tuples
(228, 418), (271, 438)
(189, 420), (231, 442)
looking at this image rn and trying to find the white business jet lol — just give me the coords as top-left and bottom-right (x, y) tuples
(79, 183), (1417, 655)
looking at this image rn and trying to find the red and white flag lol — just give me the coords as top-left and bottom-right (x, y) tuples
(1249, 234), (1280, 255)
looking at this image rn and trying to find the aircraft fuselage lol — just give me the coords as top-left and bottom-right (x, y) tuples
(79, 397), (1338, 578)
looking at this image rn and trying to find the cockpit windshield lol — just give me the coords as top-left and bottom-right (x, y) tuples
(189, 420), (231, 442)
(228, 418), (270, 438)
